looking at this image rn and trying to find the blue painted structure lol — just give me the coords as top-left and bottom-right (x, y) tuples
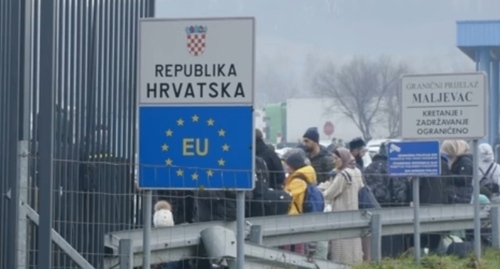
(457, 20), (500, 145)
(138, 106), (254, 190)
(387, 141), (441, 177)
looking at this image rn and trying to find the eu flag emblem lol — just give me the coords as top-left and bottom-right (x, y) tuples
(138, 106), (254, 190)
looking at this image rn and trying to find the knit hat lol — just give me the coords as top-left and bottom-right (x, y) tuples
(153, 200), (174, 227)
(153, 209), (174, 227)
(349, 137), (366, 150)
(303, 127), (319, 144)
(284, 148), (308, 170)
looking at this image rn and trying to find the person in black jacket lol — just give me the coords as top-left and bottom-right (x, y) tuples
(419, 155), (450, 205)
(363, 142), (409, 207)
(256, 129), (285, 189)
(349, 137), (367, 170)
(301, 127), (334, 184)
(363, 142), (410, 258)
(411, 155), (451, 254)
(441, 140), (474, 204)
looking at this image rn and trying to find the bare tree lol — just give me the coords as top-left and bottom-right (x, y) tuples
(314, 56), (408, 140)
(256, 53), (302, 105)
(376, 57), (410, 138)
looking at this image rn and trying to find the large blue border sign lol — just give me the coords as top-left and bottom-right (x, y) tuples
(137, 17), (255, 190)
(387, 141), (441, 177)
(138, 106), (253, 189)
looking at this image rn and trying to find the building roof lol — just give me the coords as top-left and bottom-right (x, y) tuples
(456, 20), (500, 60)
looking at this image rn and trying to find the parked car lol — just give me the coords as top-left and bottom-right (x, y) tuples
(366, 138), (401, 158)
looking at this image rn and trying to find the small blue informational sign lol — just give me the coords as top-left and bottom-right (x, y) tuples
(387, 141), (441, 177)
(138, 106), (253, 190)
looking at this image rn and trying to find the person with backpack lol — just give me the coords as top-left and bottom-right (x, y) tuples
(478, 143), (500, 202)
(255, 129), (286, 189)
(246, 155), (292, 217)
(320, 147), (363, 265)
(281, 148), (323, 256)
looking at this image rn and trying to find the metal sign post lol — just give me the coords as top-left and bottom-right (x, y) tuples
(236, 191), (246, 269)
(142, 191), (152, 268)
(388, 140), (441, 263)
(400, 72), (487, 260)
(137, 17), (256, 268)
(472, 139), (481, 257)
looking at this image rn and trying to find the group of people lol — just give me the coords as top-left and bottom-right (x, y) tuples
(151, 127), (500, 268)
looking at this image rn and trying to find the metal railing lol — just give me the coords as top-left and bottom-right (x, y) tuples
(102, 204), (500, 269)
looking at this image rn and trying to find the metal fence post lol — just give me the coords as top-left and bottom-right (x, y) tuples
(370, 213), (382, 262)
(17, 141), (29, 269)
(37, 0), (55, 268)
(142, 191), (152, 268)
(119, 239), (133, 269)
(6, 0), (23, 267)
(491, 206), (500, 249)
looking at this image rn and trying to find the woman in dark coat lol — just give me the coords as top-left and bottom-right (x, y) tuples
(419, 155), (450, 205)
(441, 140), (474, 204)
(414, 155), (451, 253)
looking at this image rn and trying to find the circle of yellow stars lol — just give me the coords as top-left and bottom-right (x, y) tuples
(161, 114), (230, 181)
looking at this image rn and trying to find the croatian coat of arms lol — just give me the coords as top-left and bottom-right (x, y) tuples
(185, 25), (207, 56)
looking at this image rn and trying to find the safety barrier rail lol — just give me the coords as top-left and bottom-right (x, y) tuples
(103, 204), (500, 269)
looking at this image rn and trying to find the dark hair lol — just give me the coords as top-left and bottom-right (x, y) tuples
(255, 129), (263, 140)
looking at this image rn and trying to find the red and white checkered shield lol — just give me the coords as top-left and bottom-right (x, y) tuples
(186, 32), (206, 57)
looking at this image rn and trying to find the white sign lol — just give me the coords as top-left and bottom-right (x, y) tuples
(138, 17), (255, 105)
(400, 72), (487, 140)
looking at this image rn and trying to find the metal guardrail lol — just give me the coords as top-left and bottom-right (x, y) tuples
(103, 204), (500, 269)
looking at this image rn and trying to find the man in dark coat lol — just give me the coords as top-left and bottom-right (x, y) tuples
(349, 137), (366, 170)
(256, 129), (285, 189)
(363, 142), (410, 258)
(363, 142), (409, 207)
(301, 127), (334, 184)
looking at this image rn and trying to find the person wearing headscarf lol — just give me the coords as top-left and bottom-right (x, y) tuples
(440, 140), (474, 204)
(320, 147), (363, 265)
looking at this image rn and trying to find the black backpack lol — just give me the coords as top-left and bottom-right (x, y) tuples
(255, 156), (270, 183)
(479, 163), (499, 195)
(246, 156), (291, 217)
(342, 170), (381, 209)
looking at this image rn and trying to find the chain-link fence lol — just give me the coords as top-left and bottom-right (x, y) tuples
(0, 0), (154, 268)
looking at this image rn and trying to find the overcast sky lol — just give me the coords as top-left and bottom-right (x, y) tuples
(156, 0), (500, 100)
